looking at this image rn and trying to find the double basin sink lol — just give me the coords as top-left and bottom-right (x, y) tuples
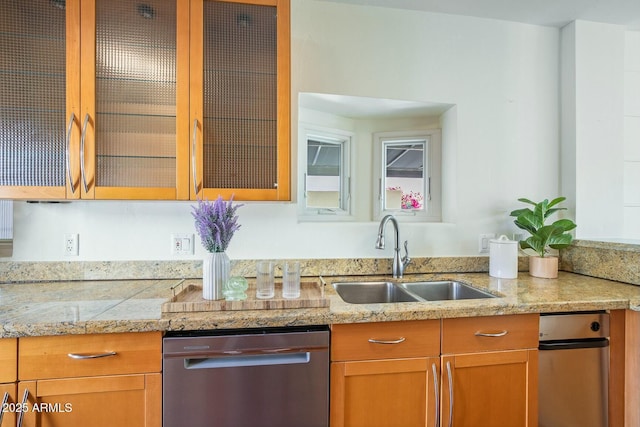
(333, 280), (498, 304)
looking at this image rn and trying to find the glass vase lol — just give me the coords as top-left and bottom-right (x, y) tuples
(202, 251), (230, 300)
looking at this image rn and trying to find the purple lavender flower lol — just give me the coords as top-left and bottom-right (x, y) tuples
(192, 196), (243, 253)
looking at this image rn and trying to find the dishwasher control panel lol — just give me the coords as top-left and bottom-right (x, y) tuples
(539, 312), (609, 341)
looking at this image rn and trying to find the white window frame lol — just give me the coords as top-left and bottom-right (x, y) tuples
(373, 129), (442, 222)
(298, 125), (353, 220)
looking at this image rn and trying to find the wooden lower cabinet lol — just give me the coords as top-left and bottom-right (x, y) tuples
(331, 357), (440, 427)
(330, 320), (441, 427)
(330, 315), (539, 427)
(0, 383), (17, 427)
(610, 309), (640, 427)
(625, 310), (640, 427)
(440, 314), (539, 427)
(17, 374), (160, 427)
(0, 338), (17, 427)
(441, 349), (538, 427)
(17, 332), (162, 427)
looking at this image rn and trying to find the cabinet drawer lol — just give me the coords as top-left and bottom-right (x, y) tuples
(331, 320), (440, 361)
(442, 314), (539, 354)
(0, 338), (17, 383)
(18, 332), (161, 380)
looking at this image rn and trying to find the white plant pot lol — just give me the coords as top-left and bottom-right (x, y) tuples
(202, 251), (230, 300)
(529, 256), (558, 279)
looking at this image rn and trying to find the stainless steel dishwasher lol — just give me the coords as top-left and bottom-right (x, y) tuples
(539, 311), (609, 427)
(163, 325), (329, 427)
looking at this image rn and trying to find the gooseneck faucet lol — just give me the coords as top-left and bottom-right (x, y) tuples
(375, 215), (411, 278)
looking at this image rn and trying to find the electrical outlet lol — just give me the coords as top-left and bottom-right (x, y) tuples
(478, 233), (495, 253)
(64, 233), (79, 256)
(171, 234), (194, 255)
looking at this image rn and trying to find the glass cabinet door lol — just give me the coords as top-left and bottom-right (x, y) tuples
(81, 0), (188, 200)
(0, 0), (72, 199)
(190, 0), (290, 201)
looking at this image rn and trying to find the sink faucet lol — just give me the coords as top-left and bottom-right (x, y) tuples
(375, 215), (411, 278)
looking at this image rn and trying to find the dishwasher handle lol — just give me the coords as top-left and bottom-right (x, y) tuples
(539, 338), (609, 351)
(184, 351), (315, 370)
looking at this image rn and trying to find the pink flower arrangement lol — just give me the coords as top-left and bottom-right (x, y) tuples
(386, 187), (424, 209)
(401, 191), (424, 209)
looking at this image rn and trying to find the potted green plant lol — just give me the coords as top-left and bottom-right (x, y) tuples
(509, 197), (577, 278)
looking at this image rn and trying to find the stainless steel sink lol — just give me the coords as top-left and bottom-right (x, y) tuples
(397, 281), (497, 301)
(332, 281), (420, 304)
(333, 280), (497, 304)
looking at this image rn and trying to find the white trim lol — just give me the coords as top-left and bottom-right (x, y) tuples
(297, 123), (354, 221)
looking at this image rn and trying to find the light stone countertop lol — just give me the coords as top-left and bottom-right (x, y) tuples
(2, 271), (640, 337)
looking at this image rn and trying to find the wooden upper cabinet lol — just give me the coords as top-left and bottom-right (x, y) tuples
(1, 0), (290, 201)
(189, 0), (291, 201)
(78, 0), (189, 200)
(0, 0), (72, 200)
(0, 0), (186, 201)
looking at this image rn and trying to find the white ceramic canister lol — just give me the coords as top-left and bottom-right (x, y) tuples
(489, 235), (518, 279)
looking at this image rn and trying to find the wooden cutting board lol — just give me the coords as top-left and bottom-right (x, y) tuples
(162, 280), (328, 312)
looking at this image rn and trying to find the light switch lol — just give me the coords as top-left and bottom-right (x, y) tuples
(171, 233), (194, 255)
(478, 233), (495, 253)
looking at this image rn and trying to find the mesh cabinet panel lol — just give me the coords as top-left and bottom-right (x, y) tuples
(202, 1), (277, 189)
(0, 0), (66, 187)
(95, 0), (177, 188)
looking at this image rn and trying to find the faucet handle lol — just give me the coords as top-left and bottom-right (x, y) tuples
(402, 240), (411, 265)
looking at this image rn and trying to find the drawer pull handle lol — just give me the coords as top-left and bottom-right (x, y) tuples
(192, 119), (199, 196)
(68, 351), (117, 359)
(0, 391), (9, 425)
(16, 388), (28, 427)
(65, 112), (76, 194)
(432, 363), (439, 427)
(368, 337), (405, 344)
(474, 330), (508, 337)
(446, 361), (453, 427)
(80, 113), (90, 194)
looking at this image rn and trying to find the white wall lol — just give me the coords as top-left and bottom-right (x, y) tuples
(624, 31), (640, 236)
(561, 21), (628, 239)
(561, 21), (626, 239)
(7, 1), (562, 262)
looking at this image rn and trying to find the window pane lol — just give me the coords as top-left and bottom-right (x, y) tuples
(306, 139), (341, 209)
(384, 141), (425, 211)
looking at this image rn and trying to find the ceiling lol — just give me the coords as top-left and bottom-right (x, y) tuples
(299, 93), (453, 119)
(317, 0), (640, 30)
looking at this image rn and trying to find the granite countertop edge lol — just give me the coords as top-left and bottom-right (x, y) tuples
(2, 271), (640, 338)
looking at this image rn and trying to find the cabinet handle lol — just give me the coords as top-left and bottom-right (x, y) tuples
(16, 388), (28, 427)
(0, 391), (9, 426)
(432, 363), (439, 427)
(474, 330), (508, 337)
(192, 119), (198, 197)
(67, 351), (116, 359)
(446, 361), (453, 427)
(65, 112), (76, 194)
(367, 337), (405, 344)
(80, 113), (90, 194)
